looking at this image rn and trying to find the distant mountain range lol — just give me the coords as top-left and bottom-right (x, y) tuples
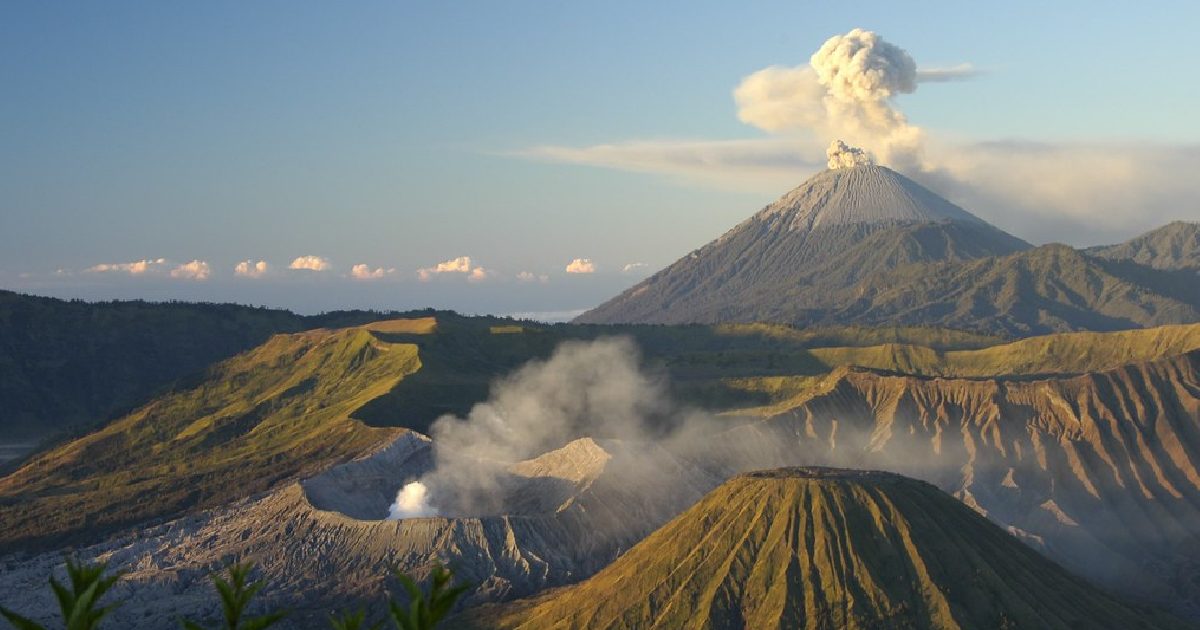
(577, 165), (1200, 335)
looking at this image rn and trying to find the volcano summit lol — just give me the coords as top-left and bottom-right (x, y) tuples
(576, 155), (1029, 325)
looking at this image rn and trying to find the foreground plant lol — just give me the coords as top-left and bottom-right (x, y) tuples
(0, 557), (124, 630)
(386, 565), (468, 630)
(328, 609), (382, 630)
(180, 562), (286, 630)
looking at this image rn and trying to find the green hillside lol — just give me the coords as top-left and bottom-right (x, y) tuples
(0, 290), (416, 444)
(0, 321), (428, 550)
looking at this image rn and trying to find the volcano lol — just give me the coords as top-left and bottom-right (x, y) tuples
(576, 163), (1029, 325)
(474, 467), (1188, 630)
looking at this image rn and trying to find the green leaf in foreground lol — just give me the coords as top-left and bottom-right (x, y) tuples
(0, 556), (124, 630)
(386, 565), (469, 630)
(179, 562), (286, 630)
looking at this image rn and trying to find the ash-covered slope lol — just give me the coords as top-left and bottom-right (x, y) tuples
(576, 165), (1029, 325)
(1090, 221), (1200, 271)
(0, 435), (721, 629)
(476, 468), (1187, 630)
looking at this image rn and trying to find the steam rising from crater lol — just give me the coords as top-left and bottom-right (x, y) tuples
(387, 482), (435, 519)
(735, 28), (929, 171)
(404, 337), (728, 518)
(387, 337), (969, 524)
(826, 140), (874, 169)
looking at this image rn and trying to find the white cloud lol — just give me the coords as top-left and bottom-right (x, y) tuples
(733, 28), (930, 171)
(417, 256), (490, 282)
(519, 138), (821, 190)
(85, 258), (168, 275)
(565, 258), (596, 274)
(350, 263), (396, 280)
(918, 140), (1200, 244)
(234, 259), (269, 278)
(289, 255), (331, 271)
(170, 259), (211, 281)
(517, 271), (550, 283)
(916, 63), (980, 83)
(622, 262), (649, 273)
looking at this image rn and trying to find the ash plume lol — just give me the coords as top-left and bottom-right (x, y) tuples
(826, 140), (874, 169)
(397, 337), (957, 522)
(735, 28), (934, 171)
(387, 481), (435, 519)
(412, 338), (689, 516)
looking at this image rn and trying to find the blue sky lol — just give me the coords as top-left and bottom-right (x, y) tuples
(3, 1), (1199, 315)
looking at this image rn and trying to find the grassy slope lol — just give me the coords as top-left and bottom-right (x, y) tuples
(0, 321), (430, 551)
(0, 290), (427, 443)
(473, 470), (1186, 630)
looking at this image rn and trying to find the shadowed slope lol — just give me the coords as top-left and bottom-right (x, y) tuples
(477, 468), (1186, 630)
(838, 244), (1200, 336)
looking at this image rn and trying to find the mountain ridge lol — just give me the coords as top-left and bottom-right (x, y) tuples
(1089, 221), (1200, 270)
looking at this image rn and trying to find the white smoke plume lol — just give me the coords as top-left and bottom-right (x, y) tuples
(387, 482), (435, 519)
(398, 337), (967, 523)
(826, 140), (874, 169)
(413, 338), (720, 516)
(735, 28), (936, 171)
